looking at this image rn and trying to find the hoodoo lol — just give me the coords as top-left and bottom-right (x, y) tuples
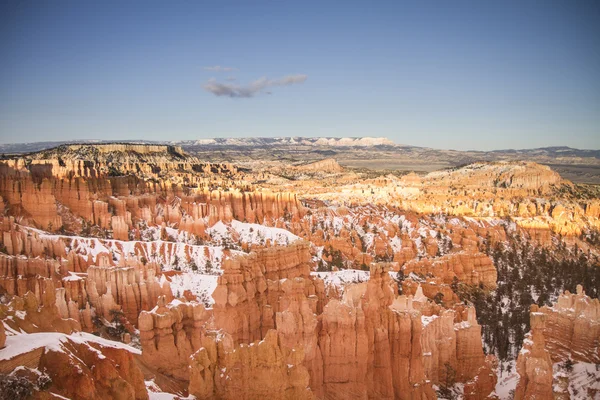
(0, 142), (598, 399)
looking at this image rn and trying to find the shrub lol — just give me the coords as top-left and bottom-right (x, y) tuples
(0, 374), (34, 400)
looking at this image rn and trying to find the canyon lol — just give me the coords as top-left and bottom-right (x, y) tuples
(0, 142), (598, 399)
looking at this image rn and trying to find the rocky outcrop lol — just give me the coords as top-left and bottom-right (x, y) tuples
(139, 297), (211, 379)
(211, 242), (317, 345)
(189, 329), (314, 400)
(539, 285), (600, 363)
(0, 332), (147, 400)
(0, 145), (305, 242)
(187, 259), (495, 399)
(426, 162), (562, 191)
(40, 338), (147, 400)
(0, 253), (61, 297)
(0, 172), (63, 231)
(514, 305), (554, 400)
(395, 291), (497, 399)
(0, 279), (81, 334)
(402, 251), (497, 288)
(296, 158), (344, 173)
(286, 161), (596, 240)
(514, 286), (600, 399)
(86, 264), (172, 324)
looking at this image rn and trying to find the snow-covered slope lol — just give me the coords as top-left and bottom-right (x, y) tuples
(207, 220), (300, 247)
(0, 331), (140, 361)
(553, 361), (600, 399)
(169, 137), (396, 147)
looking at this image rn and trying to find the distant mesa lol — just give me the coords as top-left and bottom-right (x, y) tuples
(427, 161), (563, 191)
(310, 137), (395, 147)
(33, 143), (188, 160)
(22, 143), (199, 169)
(296, 158), (344, 173)
(12, 142), (239, 179)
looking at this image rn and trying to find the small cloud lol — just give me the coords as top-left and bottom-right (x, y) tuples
(203, 74), (307, 98)
(203, 65), (237, 72)
(225, 76), (237, 82)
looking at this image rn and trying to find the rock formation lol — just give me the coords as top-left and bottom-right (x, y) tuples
(1, 144), (598, 399)
(539, 285), (600, 363)
(0, 332), (147, 400)
(514, 286), (600, 399)
(402, 251), (497, 288)
(514, 305), (554, 400)
(137, 243), (494, 399)
(296, 158), (344, 173)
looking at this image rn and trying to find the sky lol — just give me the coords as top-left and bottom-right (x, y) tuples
(0, 1), (599, 150)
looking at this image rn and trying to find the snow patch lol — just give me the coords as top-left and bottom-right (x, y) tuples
(0, 331), (140, 361)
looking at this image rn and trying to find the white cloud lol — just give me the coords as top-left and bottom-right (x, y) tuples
(203, 74), (307, 98)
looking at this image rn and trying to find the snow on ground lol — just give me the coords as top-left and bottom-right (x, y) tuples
(0, 331), (141, 361)
(553, 361), (600, 399)
(31, 225), (226, 270)
(145, 380), (195, 400)
(26, 223), (232, 274)
(421, 315), (438, 327)
(148, 390), (189, 400)
(49, 393), (72, 399)
(312, 269), (370, 289)
(433, 382), (465, 400)
(362, 232), (375, 250)
(63, 272), (85, 282)
(389, 236), (402, 253)
(208, 220), (300, 247)
(169, 272), (219, 307)
(495, 361), (519, 400)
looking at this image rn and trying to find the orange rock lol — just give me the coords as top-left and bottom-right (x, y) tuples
(514, 305), (553, 400)
(37, 336), (148, 400)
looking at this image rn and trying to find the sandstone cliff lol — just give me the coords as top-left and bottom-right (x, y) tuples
(135, 243), (495, 399)
(514, 286), (600, 399)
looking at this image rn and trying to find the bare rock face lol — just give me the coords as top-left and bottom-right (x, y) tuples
(399, 294), (496, 400)
(186, 243), (323, 399)
(137, 246), (495, 399)
(319, 298), (369, 399)
(0, 253), (62, 297)
(463, 355), (498, 400)
(0, 170), (63, 231)
(403, 251), (497, 288)
(425, 161), (562, 191)
(0, 279), (81, 335)
(296, 158), (344, 173)
(111, 215), (129, 241)
(42, 341), (147, 400)
(514, 287), (600, 399)
(0, 146), (305, 244)
(87, 264), (170, 325)
(0, 333), (148, 400)
(514, 305), (554, 400)
(454, 308), (488, 382)
(539, 285), (600, 363)
(212, 242), (315, 345)
(0, 321), (5, 348)
(139, 297), (211, 380)
(190, 329), (314, 400)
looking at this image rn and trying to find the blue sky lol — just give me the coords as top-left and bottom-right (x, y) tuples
(0, 1), (599, 150)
